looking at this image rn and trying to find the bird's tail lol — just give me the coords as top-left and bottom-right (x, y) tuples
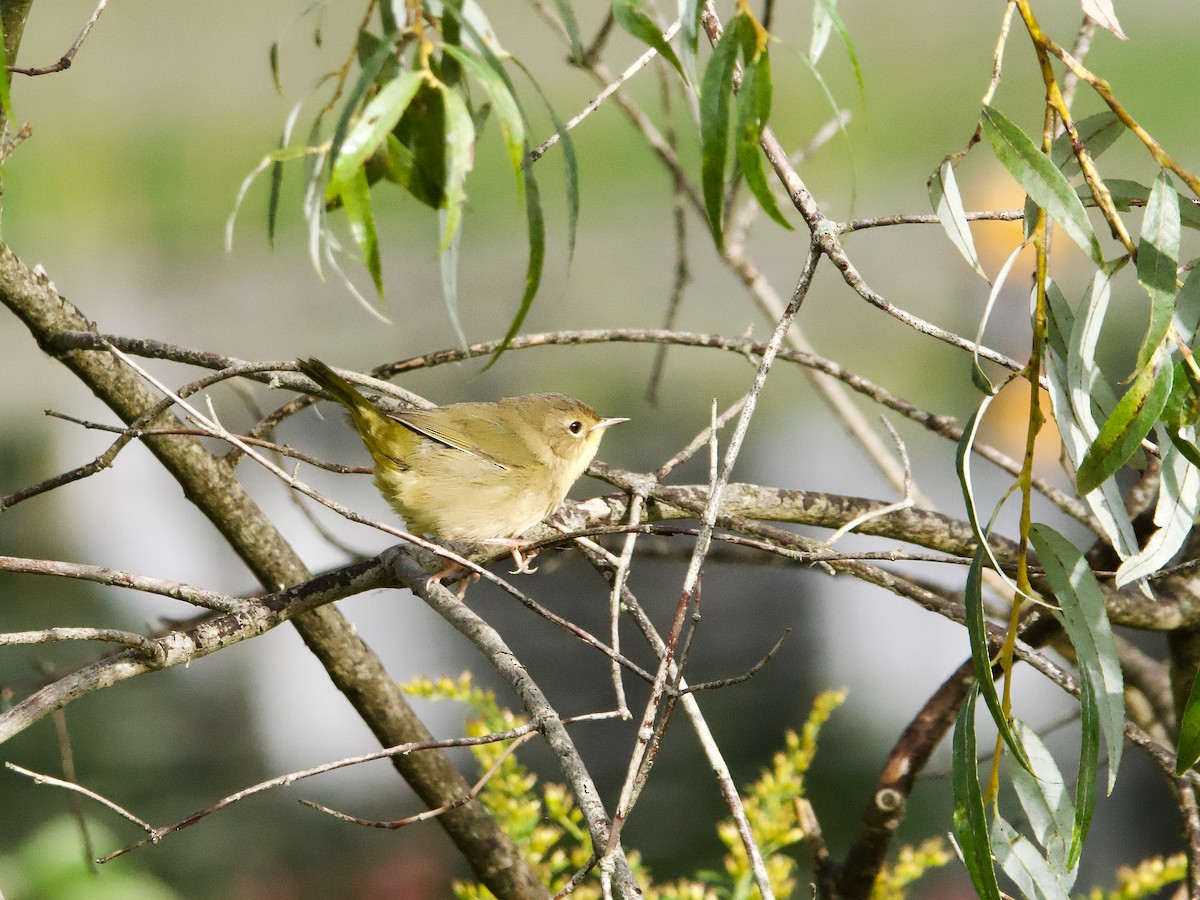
(296, 357), (391, 438)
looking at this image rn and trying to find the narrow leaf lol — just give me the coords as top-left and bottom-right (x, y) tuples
(552, 0), (584, 63)
(983, 105), (1104, 266)
(735, 53), (793, 231)
(0, 17), (15, 125)
(328, 70), (425, 197)
(1176, 663), (1200, 775)
(1008, 721), (1076, 883)
(612, 0), (687, 81)
(964, 545), (1033, 774)
(699, 16), (746, 248)
(330, 36), (401, 171)
(952, 686), (1003, 900)
(443, 45), (526, 201)
(438, 206), (468, 348)
(1116, 425), (1200, 585)
(1029, 523), (1125, 797)
(990, 815), (1073, 900)
(1135, 170), (1181, 370)
(438, 85), (476, 253)
(1092, 178), (1200, 232)
(1063, 270), (1140, 559)
(930, 158), (988, 280)
(1076, 356), (1173, 495)
(338, 166), (384, 299)
(484, 163), (544, 370)
(1050, 111), (1124, 176)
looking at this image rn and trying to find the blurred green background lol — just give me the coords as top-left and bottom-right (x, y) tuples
(1, 1), (1197, 897)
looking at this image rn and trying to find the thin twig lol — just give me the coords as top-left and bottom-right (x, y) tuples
(8, 0), (108, 75)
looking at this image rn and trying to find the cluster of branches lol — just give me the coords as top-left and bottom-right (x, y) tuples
(3, 2), (1200, 899)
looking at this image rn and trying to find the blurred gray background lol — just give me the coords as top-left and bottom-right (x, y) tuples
(1, 1), (1197, 897)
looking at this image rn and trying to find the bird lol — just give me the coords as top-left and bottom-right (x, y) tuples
(296, 358), (627, 575)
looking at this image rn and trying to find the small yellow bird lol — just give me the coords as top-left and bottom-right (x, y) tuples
(297, 358), (627, 570)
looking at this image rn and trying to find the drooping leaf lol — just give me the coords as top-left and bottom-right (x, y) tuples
(1008, 720), (1076, 885)
(677, 0), (703, 85)
(1092, 178), (1200, 232)
(971, 244), (1024, 392)
(963, 545), (1033, 774)
(952, 685), (1003, 900)
(983, 105), (1104, 266)
(438, 84), (476, 253)
(810, 0), (833, 62)
(330, 35), (401, 171)
(699, 15), (747, 248)
(1134, 170), (1182, 371)
(393, 82), (449, 210)
(612, 0), (687, 81)
(551, 0), (583, 63)
(1176, 663), (1200, 775)
(328, 70), (425, 198)
(990, 815), (1073, 900)
(339, 166), (384, 299)
(1028, 523), (1124, 798)
(438, 206), (468, 348)
(1116, 424), (1200, 585)
(930, 158), (988, 280)
(1051, 111), (1125, 176)
(735, 51), (793, 231)
(443, 45), (526, 203)
(1061, 270), (1140, 559)
(1076, 355), (1173, 495)
(484, 162), (544, 370)
(809, 0), (864, 102)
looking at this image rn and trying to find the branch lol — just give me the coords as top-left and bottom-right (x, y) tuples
(0, 248), (548, 900)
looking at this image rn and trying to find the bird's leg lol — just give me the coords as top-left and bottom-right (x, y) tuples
(481, 537), (540, 574)
(428, 561), (478, 598)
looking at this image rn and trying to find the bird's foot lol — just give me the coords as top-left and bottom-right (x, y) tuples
(482, 537), (540, 574)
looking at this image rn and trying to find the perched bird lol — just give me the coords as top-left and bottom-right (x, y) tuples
(297, 358), (626, 572)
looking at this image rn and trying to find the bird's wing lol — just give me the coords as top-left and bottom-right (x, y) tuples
(388, 408), (511, 470)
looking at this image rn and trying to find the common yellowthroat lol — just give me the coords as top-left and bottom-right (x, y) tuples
(297, 358), (627, 567)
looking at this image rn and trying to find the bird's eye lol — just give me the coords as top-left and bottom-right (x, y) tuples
(569, 420), (583, 435)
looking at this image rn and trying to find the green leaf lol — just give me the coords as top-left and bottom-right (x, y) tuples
(1029, 524), (1124, 800)
(485, 162), (544, 371)
(990, 815), (1074, 900)
(269, 42), (283, 95)
(443, 45), (526, 203)
(735, 52), (792, 231)
(328, 70), (425, 197)
(1116, 423), (1200, 586)
(439, 206), (468, 348)
(964, 545), (1033, 774)
(0, 17), (14, 125)
(1135, 170), (1181, 371)
(1047, 274), (1140, 560)
(339, 166), (384, 299)
(810, 0), (864, 103)
(438, 84), (476, 252)
(612, 0), (687, 81)
(930, 158), (987, 280)
(952, 685), (1003, 900)
(1095, 179), (1200, 232)
(330, 35), (401, 170)
(552, 0), (583, 64)
(1177, 663), (1200, 775)
(971, 244), (1024, 393)
(1007, 721), (1076, 883)
(1051, 111), (1125, 176)
(700, 16), (747, 249)
(982, 105), (1104, 266)
(1076, 356), (1173, 495)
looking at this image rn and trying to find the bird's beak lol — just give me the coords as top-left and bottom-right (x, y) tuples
(593, 417), (629, 433)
